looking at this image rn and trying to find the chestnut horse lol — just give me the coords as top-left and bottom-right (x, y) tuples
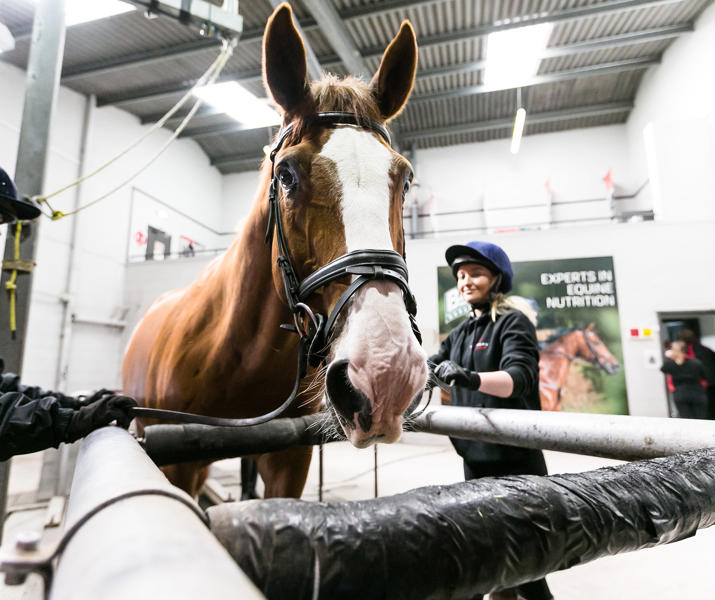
(122, 4), (427, 498)
(538, 323), (620, 411)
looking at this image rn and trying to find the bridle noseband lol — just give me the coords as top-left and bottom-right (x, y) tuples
(265, 112), (421, 370)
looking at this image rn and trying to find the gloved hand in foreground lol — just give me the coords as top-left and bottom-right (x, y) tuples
(433, 360), (482, 390)
(65, 394), (137, 443)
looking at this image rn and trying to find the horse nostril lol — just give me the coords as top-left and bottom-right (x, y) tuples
(326, 359), (373, 432)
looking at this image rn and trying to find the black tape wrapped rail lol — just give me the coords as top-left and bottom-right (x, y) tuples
(143, 412), (338, 466)
(207, 448), (715, 600)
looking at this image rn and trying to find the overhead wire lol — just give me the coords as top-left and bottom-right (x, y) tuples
(34, 37), (237, 221)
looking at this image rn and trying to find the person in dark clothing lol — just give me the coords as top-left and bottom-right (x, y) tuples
(0, 360), (137, 462)
(0, 168), (137, 461)
(660, 340), (708, 419)
(0, 165), (41, 223)
(679, 329), (715, 419)
(429, 241), (552, 600)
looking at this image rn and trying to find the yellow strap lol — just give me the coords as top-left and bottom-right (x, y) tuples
(4, 222), (21, 333)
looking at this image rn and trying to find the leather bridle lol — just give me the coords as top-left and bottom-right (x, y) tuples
(133, 112), (422, 428)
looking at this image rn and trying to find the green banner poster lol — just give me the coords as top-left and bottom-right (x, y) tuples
(437, 256), (628, 415)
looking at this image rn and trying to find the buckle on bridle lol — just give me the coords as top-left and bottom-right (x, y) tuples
(293, 302), (319, 339)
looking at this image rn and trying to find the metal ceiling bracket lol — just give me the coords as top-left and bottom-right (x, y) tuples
(126, 0), (243, 40)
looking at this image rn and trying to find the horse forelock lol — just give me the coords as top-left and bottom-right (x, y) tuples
(279, 76), (383, 147)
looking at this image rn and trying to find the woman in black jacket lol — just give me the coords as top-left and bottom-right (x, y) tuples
(430, 240), (552, 600)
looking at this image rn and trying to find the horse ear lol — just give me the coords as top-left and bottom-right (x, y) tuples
(586, 322), (595, 332)
(263, 3), (311, 117)
(369, 21), (418, 122)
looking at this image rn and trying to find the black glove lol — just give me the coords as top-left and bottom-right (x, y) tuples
(59, 388), (116, 410)
(433, 360), (481, 390)
(64, 394), (137, 443)
(80, 388), (116, 405)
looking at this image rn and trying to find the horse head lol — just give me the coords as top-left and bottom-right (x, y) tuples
(580, 323), (620, 375)
(262, 4), (427, 447)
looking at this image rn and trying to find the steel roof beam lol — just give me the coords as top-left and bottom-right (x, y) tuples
(340, 0), (681, 21)
(61, 38), (221, 82)
(211, 153), (265, 170)
(211, 101), (634, 171)
(411, 56), (659, 103)
(175, 57), (654, 140)
(97, 17), (683, 107)
(59, 0), (677, 83)
(400, 102), (634, 141)
(301, 0), (370, 78)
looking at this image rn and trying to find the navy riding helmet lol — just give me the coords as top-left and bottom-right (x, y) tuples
(445, 240), (513, 294)
(0, 167), (41, 222)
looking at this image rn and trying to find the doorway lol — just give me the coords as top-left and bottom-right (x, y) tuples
(657, 310), (715, 417)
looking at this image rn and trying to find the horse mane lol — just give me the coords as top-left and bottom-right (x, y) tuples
(147, 74), (383, 400)
(544, 327), (577, 344)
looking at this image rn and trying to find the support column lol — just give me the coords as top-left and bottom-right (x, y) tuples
(0, 0), (66, 541)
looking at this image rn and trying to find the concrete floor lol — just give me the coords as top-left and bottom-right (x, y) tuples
(1, 432), (713, 599)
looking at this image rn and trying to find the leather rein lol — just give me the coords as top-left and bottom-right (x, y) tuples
(133, 112), (422, 428)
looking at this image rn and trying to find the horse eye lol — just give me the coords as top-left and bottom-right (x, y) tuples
(277, 166), (295, 189)
(403, 180), (411, 195)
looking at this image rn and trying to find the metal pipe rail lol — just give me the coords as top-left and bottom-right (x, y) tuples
(49, 427), (263, 600)
(413, 405), (715, 461)
(142, 406), (715, 466)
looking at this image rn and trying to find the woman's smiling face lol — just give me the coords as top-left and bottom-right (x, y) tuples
(456, 262), (497, 305)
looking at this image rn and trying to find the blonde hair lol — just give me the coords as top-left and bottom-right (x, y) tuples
(488, 293), (538, 326)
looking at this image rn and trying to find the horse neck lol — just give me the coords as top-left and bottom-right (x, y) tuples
(546, 332), (579, 357)
(205, 166), (294, 354)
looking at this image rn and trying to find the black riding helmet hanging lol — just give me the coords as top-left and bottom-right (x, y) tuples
(0, 167), (41, 223)
(445, 240), (513, 294)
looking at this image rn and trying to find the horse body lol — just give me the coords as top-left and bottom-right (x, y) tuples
(538, 323), (619, 411)
(123, 4), (427, 498)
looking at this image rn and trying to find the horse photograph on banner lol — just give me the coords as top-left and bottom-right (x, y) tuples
(437, 255), (628, 414)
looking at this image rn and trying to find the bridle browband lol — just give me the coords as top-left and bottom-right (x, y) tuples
(132, 112), (423, 428)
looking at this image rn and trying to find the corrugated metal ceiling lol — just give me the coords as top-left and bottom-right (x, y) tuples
(1, 0), (712, 173)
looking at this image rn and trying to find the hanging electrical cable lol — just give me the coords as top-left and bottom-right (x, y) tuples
(32, 37), (237, 221)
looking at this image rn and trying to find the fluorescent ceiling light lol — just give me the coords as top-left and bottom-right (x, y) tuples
(484, 23), (553, 91)
(510, 107), (526, 154)
(0, 23), (15, 53)
(30, 0), (133, 27)
(194, 81), (281, 129)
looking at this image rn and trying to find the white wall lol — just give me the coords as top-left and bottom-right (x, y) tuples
(411, 124), (638, 236)
(221, 169), (262, 230)
(626, 1), (715, 222)
(1, 60), (224, 392)
(406, 219), (715, 418)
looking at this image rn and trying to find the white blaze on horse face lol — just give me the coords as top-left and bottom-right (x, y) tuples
(319, 127), (393, 251)
(320, 127), (427, 445)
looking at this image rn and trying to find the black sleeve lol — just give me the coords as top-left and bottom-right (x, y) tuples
(0, 372), (76, 406)
(0, 392), (74, 461)
(498, 312), (540, 399)
(660, 358), (675, 375)
(693, 359), (706, 380)
(427, 330), (454, 367)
